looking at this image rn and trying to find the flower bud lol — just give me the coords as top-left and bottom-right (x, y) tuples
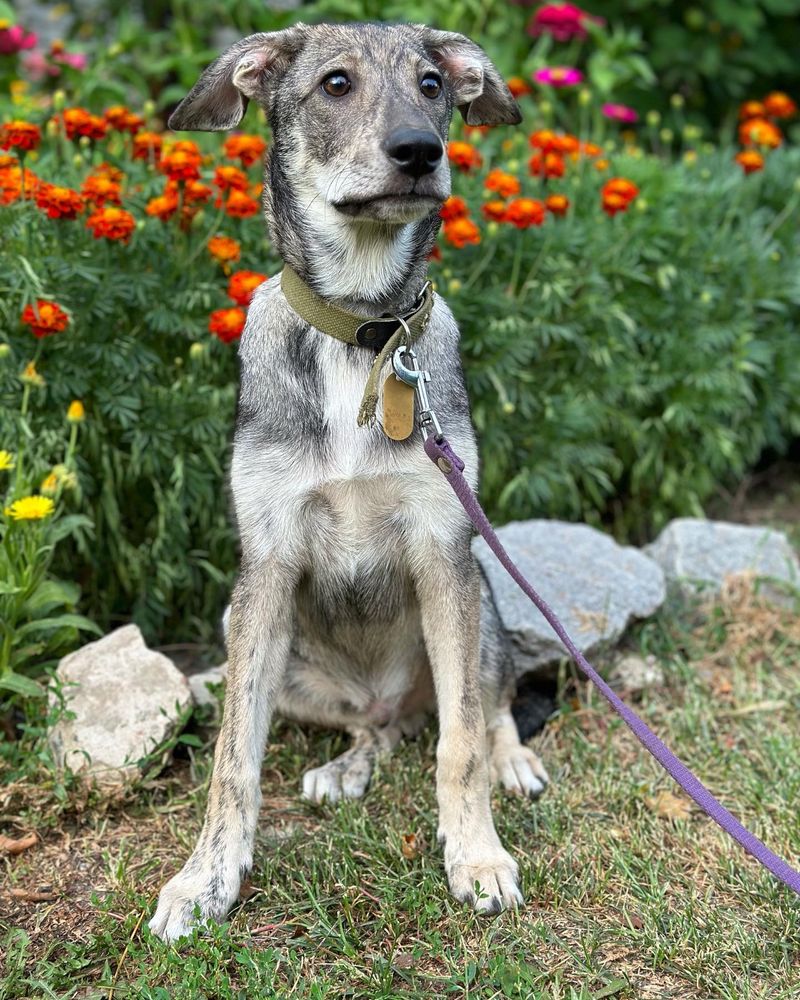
(0, 344), (10, 359)
(645, 110), (661, 127)
(670, 94), (685, 109)
(78, 135), (90, 148)
(578, 88), (592, 106)
(189, 342), (205, 359)
(448, 279), (462, 294)
(66, 400), (85, 423)
(108, 42), (123, 57)
(143, 99), (156, 117)
(72, 154), (84, 168)
(659, 128), (674, 143)
(52, 90), (66, 110)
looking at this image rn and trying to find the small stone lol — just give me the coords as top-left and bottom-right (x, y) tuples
(645, 518), (800, 601)
(609, 654), (664, 692)
(188, 663), (228, 707)
(49, 625), (192, 789)
(474, 521), (666, 674)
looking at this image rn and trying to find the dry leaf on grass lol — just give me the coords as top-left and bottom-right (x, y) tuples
(646, 791), (691, 822)
(0, 832), (38, 855)
(393, 953), (416, 970)
(9, 886), (57, 902)
(401, 833), (425, 860)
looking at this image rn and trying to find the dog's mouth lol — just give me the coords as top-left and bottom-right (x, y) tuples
(332, 193), (440, 220)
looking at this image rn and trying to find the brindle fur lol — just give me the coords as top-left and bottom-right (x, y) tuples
(149, 21), (550, 943)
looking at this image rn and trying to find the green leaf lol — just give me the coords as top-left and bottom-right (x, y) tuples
(0, 672), (44, 698)
(16, 614), (102, 639)
(23, 579), (81, 616)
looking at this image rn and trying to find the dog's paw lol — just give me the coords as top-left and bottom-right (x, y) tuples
(445, 847), (524, 915)
(302, 753), (372, 803)
(148, 862), (242, 943)
(490, 745), (549, 799)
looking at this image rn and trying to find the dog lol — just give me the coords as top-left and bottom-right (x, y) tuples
(149, 21), (551, 943)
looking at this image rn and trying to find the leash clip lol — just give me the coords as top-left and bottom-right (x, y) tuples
(391, 346), (443, 441)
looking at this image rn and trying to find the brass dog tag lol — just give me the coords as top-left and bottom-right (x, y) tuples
(382, 373), (415, 440)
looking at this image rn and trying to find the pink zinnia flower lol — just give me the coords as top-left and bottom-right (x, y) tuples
(528, 4), (603, 41)
(533, 66), (584, 87)
(602, 103), (638, 123)
(52, 50), (87, 71)
(21, 50), (60, 80)
(0, 25), (38, 55)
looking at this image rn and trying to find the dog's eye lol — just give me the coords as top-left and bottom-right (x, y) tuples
(322, 72), (351, 97)
(420, 74), (442, 99)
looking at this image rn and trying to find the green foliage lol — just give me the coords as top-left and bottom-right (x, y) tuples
(0, 379), (98, 701)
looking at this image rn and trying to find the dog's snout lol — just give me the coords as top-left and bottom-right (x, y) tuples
(383, 128), (443, 178)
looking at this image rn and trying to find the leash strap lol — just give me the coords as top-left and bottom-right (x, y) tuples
(424, 433), (800, 898)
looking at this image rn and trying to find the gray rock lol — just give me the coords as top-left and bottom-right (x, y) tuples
(645, 518), (800, 600)
(474, 521), (666, 674)
(188, 662), (227, 707)
(49, 625), (192, 789)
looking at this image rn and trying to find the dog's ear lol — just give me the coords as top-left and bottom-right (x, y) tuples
(168, 25), (310, 131)
(420, 29), (521, 127)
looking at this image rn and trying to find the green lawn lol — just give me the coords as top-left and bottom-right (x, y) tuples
(2, 578), (800, 1000)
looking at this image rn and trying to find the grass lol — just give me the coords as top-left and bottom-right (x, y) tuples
(2, 576), (800, 999)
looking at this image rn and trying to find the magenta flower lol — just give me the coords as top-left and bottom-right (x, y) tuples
(528, 4), (604, 41)
(602, 102), (639, 123)
(532, 66), (584, 87)
(0, 25), (38, 55)
(52, 50), (88, 71)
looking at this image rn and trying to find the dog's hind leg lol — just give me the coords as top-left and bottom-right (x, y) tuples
(301, 723), (401, 803)
(149, 558), (297, 943)
(487, 706), (549, 798)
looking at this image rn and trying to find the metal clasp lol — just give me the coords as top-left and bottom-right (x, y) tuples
(391, 346), (443, 441)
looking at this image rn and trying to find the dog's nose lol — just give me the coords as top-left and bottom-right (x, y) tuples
(384, 128), (443, 178)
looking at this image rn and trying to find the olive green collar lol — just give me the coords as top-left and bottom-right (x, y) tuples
(280, 265), (435, 427)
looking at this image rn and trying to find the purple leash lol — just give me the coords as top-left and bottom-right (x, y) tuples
(424, 433), (800, 898)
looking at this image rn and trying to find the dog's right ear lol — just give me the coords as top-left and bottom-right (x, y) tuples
(168, 25), (310, 131)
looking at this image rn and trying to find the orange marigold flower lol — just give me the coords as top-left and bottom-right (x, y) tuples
(208, 235), (241, 264)
(35, 182), (84, 219)
(223, 133), (267, 167)
(82, 172), (121, 206)
(209, 307), (246, 343)
(182, 179), (212, 204)
(484, 168), (521, 198)
(21, 299), (69, 339)
(545, 193), (570, 216)
(529, 129), (557, 151)
(443, 217), (481, 248)
(104, 105), (144, 133)
(528, 151), (565, 178)
(602, 191), (629, 216)
(224, 189), (260, 217)
(552, 134), (580, 155)
(738, 100), (766, 121)
(739, 117), (782, 148)
(439, 195), (469, 222)
(85, 205), (136, 242)
(594, 157), (609, 171)
(0, 165), (38, 204)
(735, 150), (765, 174)
(1, 120), (41, 152)
(602, 177), (639, 203)
(133, 131), (163, 160)
(763, 91), (797, 120)
(581, 141), (603, 158)
(214, 164), (249, 192)
(503, 197), (545, 228)
(62, 107), (107, 141)
(481, 200), (507, 221)
(145, 191), (179, 221)
(160, 148), (201, 182)
(507, 76), (531, 98)
(447, 141), (482, 172)
(228, 270), (268, 306)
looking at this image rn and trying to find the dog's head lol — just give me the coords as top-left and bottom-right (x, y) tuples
(169, 22), (520, 226)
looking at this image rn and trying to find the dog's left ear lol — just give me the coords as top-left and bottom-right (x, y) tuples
(420, 28), (521, 127)
(168, 25), (310, 131)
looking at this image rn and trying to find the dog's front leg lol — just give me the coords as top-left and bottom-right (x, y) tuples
(149, 559), (296, 942)
(416, 548), (523, 914)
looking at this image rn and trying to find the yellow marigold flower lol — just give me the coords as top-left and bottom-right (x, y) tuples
(41, 472), (59, 495)
(0, 449), (14, 471)
(21, 360), (44, 386)
(5, 495), (55, 520)
(66, 399), (85, 423)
